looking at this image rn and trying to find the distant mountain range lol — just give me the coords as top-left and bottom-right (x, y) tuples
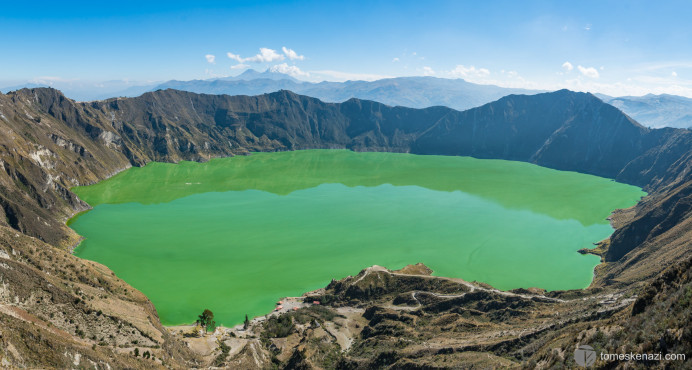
(221, 69), (302, 82)
(0, 80), (154, 101)
(3, 69), (692, 129)
(1, 69), (541, 112)
(154, 70), (542, 112)
(596, 93), (692, 129)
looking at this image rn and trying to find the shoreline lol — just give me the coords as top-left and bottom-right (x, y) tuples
(61, 151), (644, 329)
(165, 295), (310, 333)
(63, 164), (133, 255)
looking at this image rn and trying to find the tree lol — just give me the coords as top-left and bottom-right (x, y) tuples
(244, 314), (250, 330)
(133, 348), (139, 357)
(197, 309), (216, 332)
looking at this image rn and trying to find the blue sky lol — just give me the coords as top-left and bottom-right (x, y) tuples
(1, 0), (692, 96)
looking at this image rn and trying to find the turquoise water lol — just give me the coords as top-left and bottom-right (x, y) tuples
(70, 150), (645, 325)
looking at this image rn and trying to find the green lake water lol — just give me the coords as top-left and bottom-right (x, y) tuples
(70, 150), (645, 326)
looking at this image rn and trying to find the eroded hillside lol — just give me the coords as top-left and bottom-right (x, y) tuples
(0, 88), (689, 368)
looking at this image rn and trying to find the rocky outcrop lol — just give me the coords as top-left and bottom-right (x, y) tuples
(0, 225), (199, 368)
(0, 87), (691, 368)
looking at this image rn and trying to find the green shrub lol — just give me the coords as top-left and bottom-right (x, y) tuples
(262, 315), (294, 338)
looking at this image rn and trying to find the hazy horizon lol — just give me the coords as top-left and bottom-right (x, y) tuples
(3, 0), (692, 98)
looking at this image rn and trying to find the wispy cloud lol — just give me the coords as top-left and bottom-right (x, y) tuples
(562, 62), (573, 72)
(282, 47), (305, 61)
(628, 61), (692, 73)
(227, 52), (243, 63)
(422, 66), (435, 76)
(227, 48), (285, 63)
(28, 76), (78, 86)
(249, 48), (285, 62)
(563, 77), (692, 98)
(270, 63), (309, 78)
(448, 65), (490, 79)
(230, 63), (250, 70)
(577, 65), (599, 78)
(392, 57), (400, 62)
(205, 54), (216, 64)
(504, 70), (519, 78)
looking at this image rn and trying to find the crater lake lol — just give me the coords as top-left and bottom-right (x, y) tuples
(69, 150), (645, 326)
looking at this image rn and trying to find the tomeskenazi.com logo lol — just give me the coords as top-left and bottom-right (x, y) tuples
(574, 344), (687, 367)
(574, 345), (597, 367)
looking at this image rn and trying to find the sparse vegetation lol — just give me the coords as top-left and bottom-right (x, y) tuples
(183, 326), (200, 338)
(262, 315), (294, 338)
(213, 339), (231, 367)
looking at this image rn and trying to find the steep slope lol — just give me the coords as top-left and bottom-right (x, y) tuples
(595, 180), (692, 286)
(413, 90), (651, 179)
(0, 87), (690, 368)
(2, 87), (691, 262)
(0, 89), (133, 245)
(215, 259), (690, 368)
(0, 225), (199, 368)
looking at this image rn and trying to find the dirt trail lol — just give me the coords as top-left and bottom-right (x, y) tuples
(358, 265), (567, 305)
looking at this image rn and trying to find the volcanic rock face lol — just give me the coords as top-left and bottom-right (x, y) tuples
(3, 88), (691, 246)
(0, 87), (690, 368)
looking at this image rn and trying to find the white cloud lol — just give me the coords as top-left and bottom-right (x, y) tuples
(577, 65), (599, 78)
(392, 57), (400, 62)
(584, 24), (592, 31)
(629, 74), (690, 85)
(422, 66), (435, 76)
(449, 65), (490, 79)
(562, 62), (573, 72)
(227, 48), (285, 63)
(227, 52), (244, 63)
(247, 48), (285, 63)
(29, 76), (74, 84)
(282, 47), (305, 61)
(205, 54), (216, 64)
(627, 62), (692, 75)
(270, 63), (309, 78)
(230, 63), (250, 70)
(399, 63), (692, 98)
(672, 71), (678, 77)
(562, 78), (692, 98)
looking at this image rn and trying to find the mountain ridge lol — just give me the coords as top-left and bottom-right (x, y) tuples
(5, 72), (692, 130)
(0, 87), (690, 368)
(152, 75), (542, 112)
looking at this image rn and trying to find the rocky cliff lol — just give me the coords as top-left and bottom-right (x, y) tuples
(0, 87), (690, 368)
